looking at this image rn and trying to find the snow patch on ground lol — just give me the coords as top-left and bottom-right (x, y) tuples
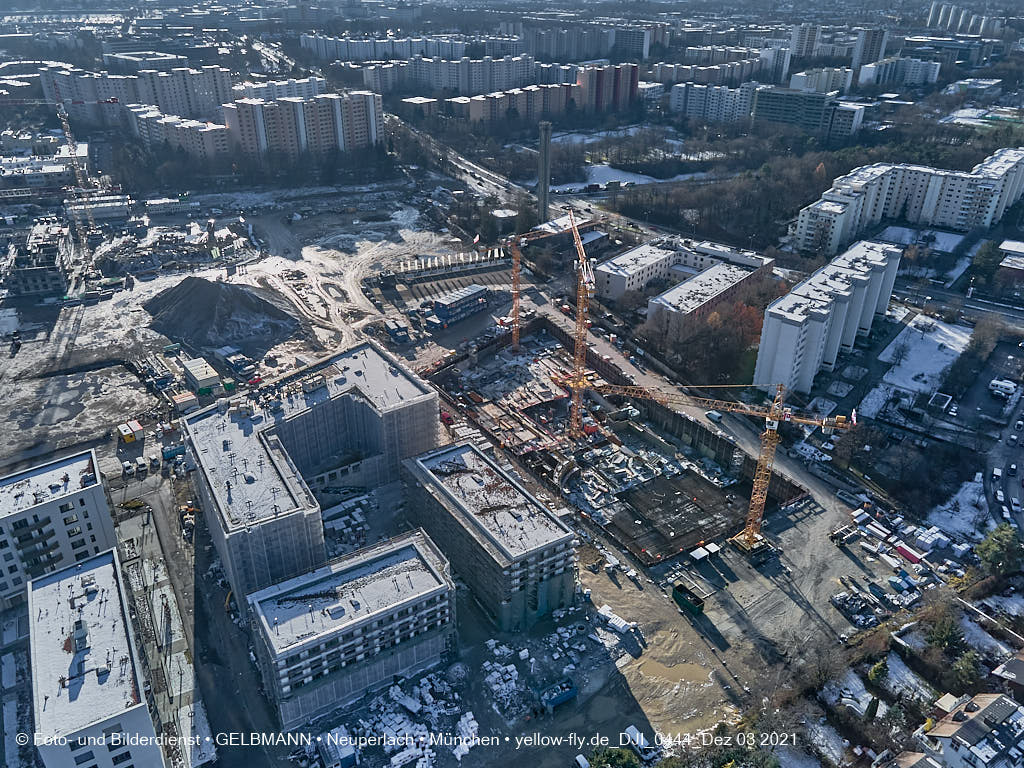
(551, 163), (710, 191)
(884, 651), (936, 702)
(878, 226), (965, 253)
(984, 594), (1024, 618)
(804, 719), (846, 766)
(821, 670), (888, 718)
(776, 746), (822, 768)
(859, 318), (971, 419)
(927, 479), (992, 542)
(959, 616), (1014, 660)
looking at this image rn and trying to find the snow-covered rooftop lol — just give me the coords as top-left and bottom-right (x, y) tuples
(29, 550), (145, 739)
(0, 450), (99, 518)
(596, 243), (674, 278)
(409, 443), (573, 563)
(766, 240), (899, 323)
(248, 530), (451, 655)
(649, 262), (752, 314)
(185, 342), (432, 530)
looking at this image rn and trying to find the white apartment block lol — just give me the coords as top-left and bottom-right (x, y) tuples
(248, 530), (455, 730)
(0, 450), (116, 610)
(232, 76), (327, 101)
(185, 342), (438, 599)
(596, 238), (772, 301)
(790, 67), (853, 94)
(30, 550), (165, 768)
(362, 54), (540, 96)
(301, 33), (489, 62)
(123, 104), (229, 161)
(915, 693), (1024, 768)
(858, 57), (941, 88)
(789, 24), (821, 58)
(40, 64), (232, 123)
(795, 148), (1024, 255)
(668, 81), (762, 123)
(753, 240), (901, 393)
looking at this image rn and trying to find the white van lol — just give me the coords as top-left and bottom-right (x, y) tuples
(135, 456), (148, 474)
(574, 757), (590, 768)
(705, 410), (723, 423)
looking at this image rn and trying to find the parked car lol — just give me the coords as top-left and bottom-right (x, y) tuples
(1012, 464), (1019, 476)
(1012, 498), (1022, 514)
(1016, 420), (1023, 431)
(996, 489), (1005, 504)
(1011, 434), (1020, 446)
(122, 460), (135, 476)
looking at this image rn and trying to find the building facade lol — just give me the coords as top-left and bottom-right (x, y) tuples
(790, 67), (853, 95)
(2, 219), (73, 297)
(402, 442), (577, 632)
(231, 76), (326, 101)
(0, 450), (116, 610)
(222, 91), (382, 158)
(185, 342), (438, 599)
(857, 57), (941, 88)
(753, 240), (901, 393)
(852, 27), (888, 71)
(915, 693), (1024, 768)
(30, 550), (164, 768)
(248, 530), (455, 730)
(794, 148), (1024, 255)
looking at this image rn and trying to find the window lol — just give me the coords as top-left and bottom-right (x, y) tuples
(64, 514), (78, 525)
(11, 578), (21, 586)
(7, 566), (15, 575)
(71, 539), (86, 550)
(2, 554), (10, 562)
(73, 751), (94, 764)
(79, 498), (86, 506)
(111, 751), (132, 765)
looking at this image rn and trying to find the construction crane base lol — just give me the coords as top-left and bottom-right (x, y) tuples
(727, 531), (774, 560)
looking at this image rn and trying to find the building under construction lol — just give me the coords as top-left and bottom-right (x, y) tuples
(428, 316), (805, 568)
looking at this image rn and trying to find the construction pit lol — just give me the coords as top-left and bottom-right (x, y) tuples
(430, 317), (805, 572)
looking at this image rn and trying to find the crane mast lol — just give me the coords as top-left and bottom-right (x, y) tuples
(594, 382), (853, 554)
(568, 211), (594, 440)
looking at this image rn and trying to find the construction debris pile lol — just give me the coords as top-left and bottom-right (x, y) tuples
(144, 276), (310, 355)
(92, 223), (250, 276)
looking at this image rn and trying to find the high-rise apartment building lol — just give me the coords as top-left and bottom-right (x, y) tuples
(789, 23), (821, 58)
(231, 76), (327, 101)
(857, 57), (941, 88)
(669, 81), (763, 124)
(577, 63), (638, 112)
(30, 550), (165, 768)
(39, 64), (232, 123)
(248, 530), (456, 730)
(402, 442), (577, 632)
(0, 450), (117, 609)
(752, 87), (858, 139)
(222, 91), (382, 158)
(122, 104), (229, 161)
(795, 148), (1024, 255)
(753, 241), (901, 393)
(185, 342), (438, 599)
(851, 28), (888, 71)
(790, 67), (853, 95)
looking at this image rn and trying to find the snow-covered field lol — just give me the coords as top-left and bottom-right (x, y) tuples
(859, 318), (971, 418)
(960, 616), (1014, 659)
(877, 225), (965, 254)
(551, 163), (710, 191)
(984, 594), (1024, 618)
(883, 651), (936, 702)
(927, 478), (991, 542)
(804, 719), (847, 766)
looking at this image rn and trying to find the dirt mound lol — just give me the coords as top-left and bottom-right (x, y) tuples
(144, 277), (309, 356)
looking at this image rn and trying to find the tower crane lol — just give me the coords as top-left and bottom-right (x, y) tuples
(592, 382), (854, 553)
(10, 97), (116, 260)
(554, 211), (855, 554)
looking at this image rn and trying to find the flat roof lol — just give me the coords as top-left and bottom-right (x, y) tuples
(29, 550), (145, 738)
(767, 240), (899, 323)
(650, 262), (752, 314)
(999, 239), (1024, 256)
(1001, 254), (1024, 271)
(185, 342), (433, 531)
(596, 243), (674, 278)
(408, 442), (573, 563)
(248, 530), (450, 655)
(0, 450), (99, 519)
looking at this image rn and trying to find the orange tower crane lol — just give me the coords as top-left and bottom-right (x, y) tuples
(504, 224), (573, 349)
(593, 382), (854, 552)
